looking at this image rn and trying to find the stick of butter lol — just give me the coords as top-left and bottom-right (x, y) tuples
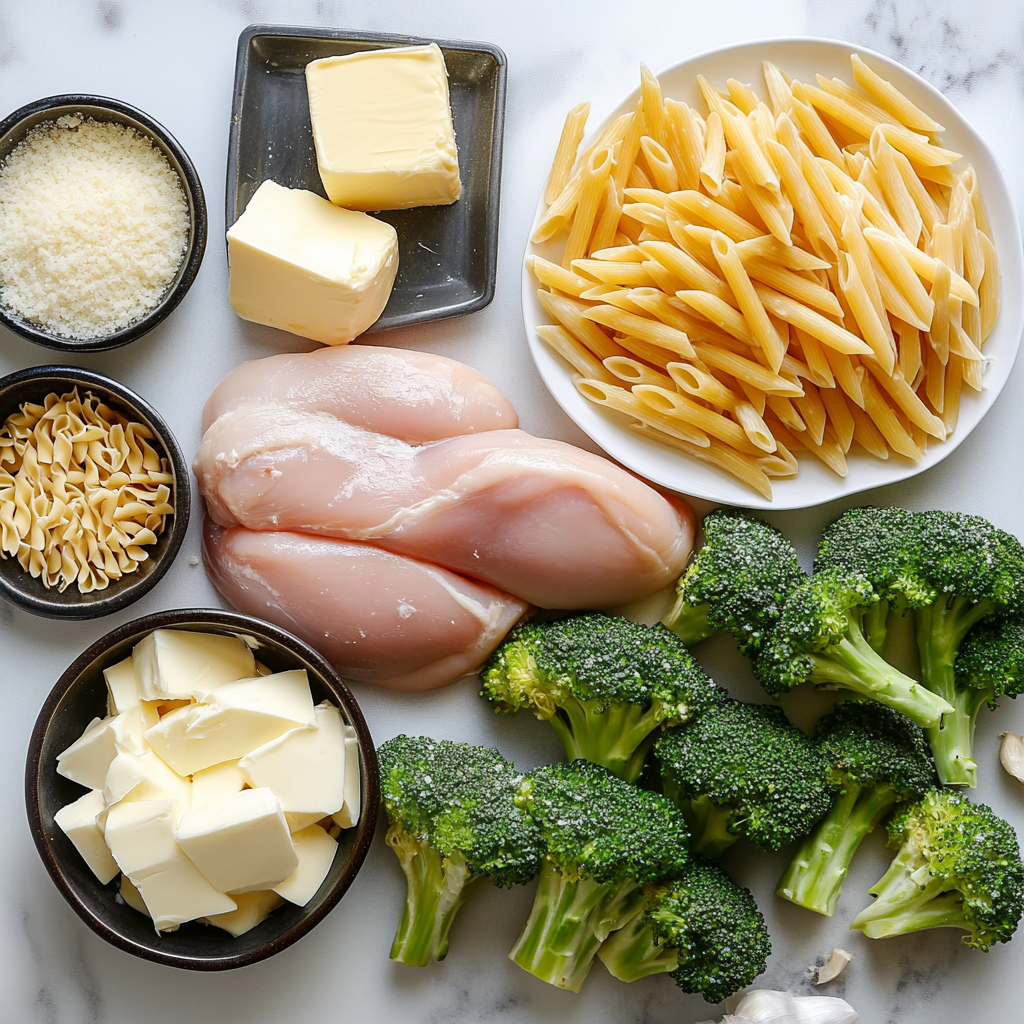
(306, 43), (461, 211)
(227, 180), (399, 345)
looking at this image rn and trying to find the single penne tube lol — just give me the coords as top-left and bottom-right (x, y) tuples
(623, 187), (669, 208)
(950, 320), (983, 362)
(667, 219), (718, 269)
(561, 146), (614, 268)
(675, 289), (754, 346)
(579, 285), (648, 315)
(764, 138), (838, 258)
(862, 358), (945, 438)
(890, 147), (944, 233)
(912, 160), (956, 188)
(771, 413), (848, 476)
(640, 136), (679, 193)
(895, 318), (923, 385)
(664, 99), (704, 190)
(868, 249), (931, 331)
(766, 394), (807, 433)
(758, 452), (799, 478)
(575, 378), (711, 448)
(738, 377), (767, 414)
(730, 157), (793, 245)
(738, 252), (843, 315)
(531, 172), (584, 242)
(537, 289), (626, 361)
(717, 104), (781, 193)
(861, 373), (923, 460)
(924, 343), (945, 413)
(727, 77), (760, 115)
(641, 259), (683, 295)
(691, 341), (805, 396)
(628, 423), (773, 499)
(610, 101), (645, 195)
(869, 132), (923, 244)
(621, 200), (668, 230)
(588, 176), (624, 253)
(877, 123), (961, 168)
(571, 259), (656, 287)
(762, 61), (793, 116)
(667, 361), (737, 407)
(544, 101), (591, 204)
(640, 64), (668, 146)
(582, 304), (695, 357)
(978, 231), (1000, 342)
(789, 95), (846, 166)
(819, 385), (855, 452)
(612, 333), (680, 366)
(753, 283), (874, 356)
(710, 232), (788, 372)
(927, 256), (951, 364)
(633, 384), (760, 453)
(698, 110), (726, 195)
(850, 53), (944, 133)
(839, 206), (889, 317)
(637, 223), (674, 244)
(942, 354), (964, 433)
(824, 348), (866, 407)
(668, 191), (762, 241)
(864, 227), (977, 304)
(816, 75), (901, 129)
(733, 401), (778, 452)
(591, 244), (646, 261)
(957, 347), (984, 392)
(963, 164), (992, 235)
(793, 328), (836, 387)
(848, 399), (890, 458)
(862, 230), (934, 328)
(639, 241), (732, 302)
(733, 233), (832, 271)
(603, 355), (674, 389)
(536, 325), (616, 383)
(950, 180), (986, 290)
(748, 102), (778, 150)
(838, 252), (896, 374)
(793, 381), (827, 445)
(527, 255), (593, 297)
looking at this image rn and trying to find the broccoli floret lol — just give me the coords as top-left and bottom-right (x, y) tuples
(481, 614), (724, 783)
(753, 568), (954, 729)
(850, 789), (1024, 950)
(378, 735), (542, 966)
(654, 700), (833, 859)
(663, 510), (806, 654)
(598, 860), (770, 1003)
(777, 701), (936, 916)
(509, 760), (690, 992)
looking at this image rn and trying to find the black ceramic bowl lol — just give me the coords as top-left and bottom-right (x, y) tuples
(26, 609), (379, 971)
(0, 94), (207, 352)
(0, 365), (190, 618)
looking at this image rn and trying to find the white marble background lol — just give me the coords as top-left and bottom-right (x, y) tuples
(1, 1), (1023, 1021)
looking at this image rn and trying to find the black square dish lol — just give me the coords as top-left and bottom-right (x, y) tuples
(226, 25), (507, 332)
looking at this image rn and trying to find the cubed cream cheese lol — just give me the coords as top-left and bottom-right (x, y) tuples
(144, 670), (316, 776)
(176, 787), (298, 895)
(110, 703), (160, 757)
(102, 750), (192, 823)
(333, 725), (362, 829)
(53, 790), (119, 884)
(273, 825), (338, 906)
(56, 716), (118, 791)
(104, 657), (140, 714)
(203, 889), (285, 938)
(226, 180), (398, 345)
(238, 702), (345, 820)
(105, 800), (236, 932)
(191, 761), (246, 810)
(119, 874), (149, 917)
(306, 43), (461, 211)
(132, 629), (255, 701)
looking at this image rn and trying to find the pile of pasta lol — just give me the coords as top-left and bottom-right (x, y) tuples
(0, 389), (174, 593)
(528, 54), (999, 499)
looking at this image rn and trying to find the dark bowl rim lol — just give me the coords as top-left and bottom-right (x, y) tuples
(24, 607), (380, 971)
(0, 364), (191, 618)
(0, 93), (208, 353)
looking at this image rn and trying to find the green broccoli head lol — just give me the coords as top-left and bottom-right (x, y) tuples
(654, 700), (834, 858)
(481, 614), (724, 782)
(663, 509), (806, 653)
(955, 616), (1024, 705)
(508, 760), (690, 992)
(851, 788), (1024, 950)
(598, 860), (770, 1003)
(377, 735), (542, 966)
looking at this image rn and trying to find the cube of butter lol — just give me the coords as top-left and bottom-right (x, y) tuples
(132, 628), (255, 701)
(56, 716), (118, 791)
(306, 43), (461, 211)
(54, 790), (119, 885)
(227, 180), (398, 345)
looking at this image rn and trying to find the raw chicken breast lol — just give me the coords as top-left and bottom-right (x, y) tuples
(203, 522), (528, 691)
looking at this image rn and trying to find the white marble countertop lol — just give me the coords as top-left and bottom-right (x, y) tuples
(2, 1), (1023, 1021)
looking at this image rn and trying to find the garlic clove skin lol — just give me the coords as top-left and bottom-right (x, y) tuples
(722, 989), (859, 1024)
(999, 732), (1024, 782)
(814, 947), (856, 984)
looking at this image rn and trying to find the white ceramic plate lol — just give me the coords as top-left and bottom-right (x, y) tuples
(522, 37), (1024, 510)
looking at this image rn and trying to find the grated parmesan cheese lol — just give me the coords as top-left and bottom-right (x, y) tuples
(0, 114), (190, 340)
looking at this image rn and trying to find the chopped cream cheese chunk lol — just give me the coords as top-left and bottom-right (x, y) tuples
(273, 824), (338, 906)
(132, 629), (255, 701)
(54, 789), (119, 884)
(203, 890), (285, 937)
(56, 716), (118, 790)
(176, 787), (298, 895)
(104, 657), (141, 714)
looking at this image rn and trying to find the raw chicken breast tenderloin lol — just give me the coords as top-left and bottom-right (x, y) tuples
(196, 346), (695, 689)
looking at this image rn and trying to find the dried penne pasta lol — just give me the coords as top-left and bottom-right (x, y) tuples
(699, 110), (726, 194)
(545, 101), (591, 204)
(575, 378), (711, 448)
(583, 304), (695, 357)
(536, 325), (616, 383)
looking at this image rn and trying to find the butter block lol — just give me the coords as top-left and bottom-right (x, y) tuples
(110, 703), (160, 757)
(176, 788), (298, 895)
(119, 874), (150, 917)
(191, 761), (246, 810)
(102, 750), (192, 823)
(54, 790), (119, 884)
(56, 716), (118, 791)
(226, 180), (398, 345)
(238, 702), (345, 820)
(306, 43), (461, 211)
(105, 800), (236, 932)
(204, 889), (285, 938)
(273, 825), (338, 906)
(333, 725), (362, 829)
(104, 657), (140, 714)
(132, 628), (255, 701)
(145, 670), (316, 776)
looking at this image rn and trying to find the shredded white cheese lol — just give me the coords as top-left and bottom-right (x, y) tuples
(0, 114), (189, 340)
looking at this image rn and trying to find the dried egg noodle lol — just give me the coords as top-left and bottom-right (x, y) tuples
(0, 389), (174, 593)
(529, 55), (1000, 500)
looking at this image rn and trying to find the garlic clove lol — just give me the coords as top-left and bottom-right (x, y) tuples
(724, 989), (859, 1024)
(1000, 732), (1024, 782)
(813, 947), (856, 984)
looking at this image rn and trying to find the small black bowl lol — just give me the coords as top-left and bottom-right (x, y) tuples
(0, 365), (190, 618)
(0, 94), (207, 352)
(25, 609), (380, 971)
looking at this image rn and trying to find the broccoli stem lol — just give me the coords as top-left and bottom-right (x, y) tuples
(850, 841), (967, 939)
(806, 614), (954, 729)
(597, 906), (678, 982)
(678, 792), (738, 860)
(662, 597), (717, 646)
(509, 858), (643, 991)
(777, 782), (898, 916)
(863, 599), (890, 656)
(387, 828), (484, 966)
(551, 697), (668, 783)
(916, 598), (996, 787)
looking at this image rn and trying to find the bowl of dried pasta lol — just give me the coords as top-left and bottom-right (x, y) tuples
(0, 365), (189, 617)
(522, 38), (1023, 508)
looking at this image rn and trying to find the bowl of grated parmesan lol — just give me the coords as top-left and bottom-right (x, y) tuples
(0, 94), (207, 351)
